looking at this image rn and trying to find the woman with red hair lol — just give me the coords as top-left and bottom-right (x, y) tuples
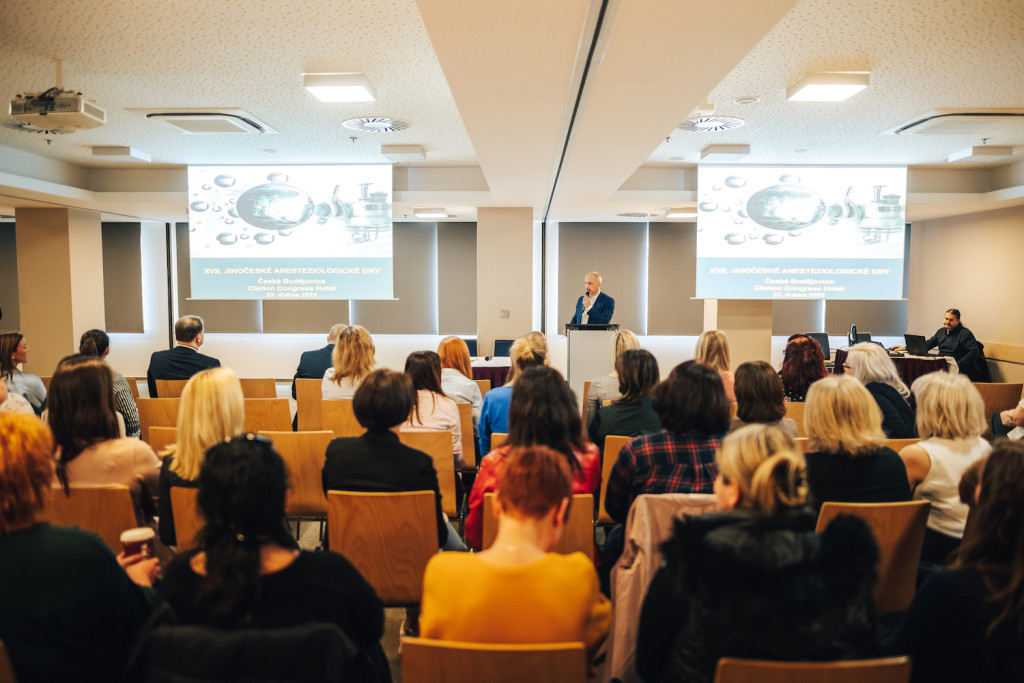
(779, 334), (828, 402)
(437, 336), (483, 442)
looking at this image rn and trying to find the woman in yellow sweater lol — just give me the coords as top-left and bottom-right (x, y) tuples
(420, 445), (610, 652)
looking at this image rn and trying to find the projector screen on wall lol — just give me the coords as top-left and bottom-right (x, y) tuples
(187, 164), (393, 300)
(695, 165), (907, 300)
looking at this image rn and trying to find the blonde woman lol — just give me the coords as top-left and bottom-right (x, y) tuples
(157, 366), (245, 546)
(695, 329), (735, 402)
(803, 375), (911, 510)
(321, 325), (376, 400)
(477, 332), (548, 455)
(585, 329), (640, 429)
(846, 342), (915, 438)
(637, 424), (878, 683)
(900, 372), (990, 569)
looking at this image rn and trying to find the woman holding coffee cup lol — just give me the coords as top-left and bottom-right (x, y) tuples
(0, 412), (157, 683)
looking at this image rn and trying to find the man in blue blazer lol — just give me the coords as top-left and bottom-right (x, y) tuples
(291, 323), (347, 398)
(569, 271), (615, 325)
(146, 316), (221, 397)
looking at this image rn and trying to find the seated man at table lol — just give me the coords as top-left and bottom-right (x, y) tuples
(146, 316), (221, 397)
(926, 308), (987, 381)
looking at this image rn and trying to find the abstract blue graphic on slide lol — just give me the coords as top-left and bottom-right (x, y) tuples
(187, 164), (393, 300)
(695, 165), (907, 300)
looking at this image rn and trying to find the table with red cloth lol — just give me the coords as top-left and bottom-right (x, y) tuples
(471, 357), (511, 388)
(832, 348), (956, 386)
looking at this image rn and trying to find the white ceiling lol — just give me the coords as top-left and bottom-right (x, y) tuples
(1, 0), (1023, 223)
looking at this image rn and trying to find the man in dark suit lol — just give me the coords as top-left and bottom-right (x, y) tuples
(146, 315), (221, 397)
(291, 323), (347, 399)
(569, 271), (615, 325)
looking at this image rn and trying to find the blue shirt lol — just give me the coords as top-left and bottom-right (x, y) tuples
(478, 385), (512, 455)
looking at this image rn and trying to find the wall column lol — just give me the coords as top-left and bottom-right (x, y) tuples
(15, 207), (105, 373)
(476, 207), (534, 357)
(704, 299), (773, 368)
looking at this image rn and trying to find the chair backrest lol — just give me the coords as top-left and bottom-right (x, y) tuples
(238, 377), (277, 398)
(599, 435), (633, 524)
(474, 378), (491, 397)
(321, 399), (365, 438)
(491, 432), (508, 449)
(258, 430), (334, 518)
(0, 638), (17, 683)
(154, 379), (189, 398)
(784, 401), (806, 437)
(714, 656), (911, 683)
(815, 500), (931, 615)
(399, 429), (458, 518)
(170, 487), (203, 552)
(44, 484), (136, 553)
(295, 378), (324, 431)
(242, 398), (291, 432)
(125, 376), (140, 400)
(148, 426), (177, 455)
(581, 381), (591, 421)
(326, 490), (437, 606)
(885, 438), (919, 453)
(973, 382), (1024, 425)
(482, 493), (594, 561)
(456, 402), (476, 469)
(795, 437), (814, 453)
(402, 638), (587, 683)
(137, 398), (180, 444)
(40, 375), (52, 390)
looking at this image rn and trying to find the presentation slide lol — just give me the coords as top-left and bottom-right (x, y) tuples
(187, 164), (393, 300)
(695, 165), (907, 300)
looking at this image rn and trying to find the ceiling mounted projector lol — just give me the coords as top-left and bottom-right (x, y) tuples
(8, 88), (106, 131)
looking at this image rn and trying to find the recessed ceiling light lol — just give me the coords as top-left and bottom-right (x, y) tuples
(262, 148), (277, 153)
(786, 72), (869, 102)
(413, 208), (447, 218)
(665, 208), (697, 218)
(947, 145), (1014, 162)
(794, 148), (810, 154)
(732, 96), (760, 105)
(701, 144), (751, 161)
(303, 73), (376, 103)
(380, 144), (425, 162)
(91, 145), (151, 162)
(342, 117), (410, 133)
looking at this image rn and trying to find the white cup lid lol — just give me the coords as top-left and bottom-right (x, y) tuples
(120, 527), (156, 543)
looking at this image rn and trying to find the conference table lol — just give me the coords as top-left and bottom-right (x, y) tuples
(832, 348), (958, 386)
(471, 357), (511, 388)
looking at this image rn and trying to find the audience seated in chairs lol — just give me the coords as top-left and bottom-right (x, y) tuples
(79, 328), (141, 439)
(803, 375), (912, 511)
(157, 367), (245, 547)
(1, 331), (46, 415)
(695, 329), (736, 403)
(899, 372), (990, 576)
(152, 434), (390, 681)
(466, 366), (599, 551)
(584, 329), (640, 430)
(321, 368), (464, 552)
(402, 351), (464, 469)
(478, 332), (549, 456)
(321, 324), (376, 401)
(437, 336), (484, 441)
(589, 348), (661, 449)
(779, 333), (829, 402)
(729, 360), (798, 438)
(846, 342), (917, 438)
(421, 446), (610, 654)
(892, 440), (1024, 682)
(49, 354), (160, 525)
(637, 424), (879, 683)
(0, 412), (157, 683)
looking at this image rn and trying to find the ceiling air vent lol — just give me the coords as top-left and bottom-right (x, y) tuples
(886, 108), (1024, 135)
(342, 117), (410, 132)
(678, 116), (745, 132)
(618, 212), (652, 218)
(138, 108), (276, 134)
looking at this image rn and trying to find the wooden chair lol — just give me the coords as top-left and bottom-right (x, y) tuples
(402, 638), (587, 683)
(581, 380), (591, 421)
(125, 377), (140, 400)
(148, 426), (177, 454)
(714, 656), (911, 683)
(326, 490), (437, 606)
(0, 638), (17, 683)
(258, 430), (333, 529)
(40, 375), (52, 390)
(973, 382), (1023, 426)
(474, 378), (491, 397)
(295, 378), (324, 431)
(490, 432), (507, 449)
(154, 379), (189, 398)
(170, 486), (203, 552)
(729, 401), (738, 418)
(815, 500), (931, 615)
(242, 398), (291, 432)
(886, 438), (920, 452)
(784, 401), (806, 437)
(456, 402), (476, 469)
(44, 485), (137, 553)
(400, 429), (458, 518)
(599, 435), (633, 524)
(795, 437), (814, 453)
(322, 399), (365, 438)
(482, 493), (595, 561)
(238, 377), (277, 398)
(137, 397), (180, 444)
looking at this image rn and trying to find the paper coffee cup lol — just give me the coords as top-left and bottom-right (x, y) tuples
(121, 527), (156, 558)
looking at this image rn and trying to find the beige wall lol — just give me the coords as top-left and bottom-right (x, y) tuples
(476, 207), (534, 356)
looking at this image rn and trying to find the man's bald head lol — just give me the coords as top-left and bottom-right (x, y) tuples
(328, 323), (349, 344)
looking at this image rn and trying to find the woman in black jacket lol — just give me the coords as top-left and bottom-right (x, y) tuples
(636, 424), (879, 683)
(845, 342), (916, 438)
